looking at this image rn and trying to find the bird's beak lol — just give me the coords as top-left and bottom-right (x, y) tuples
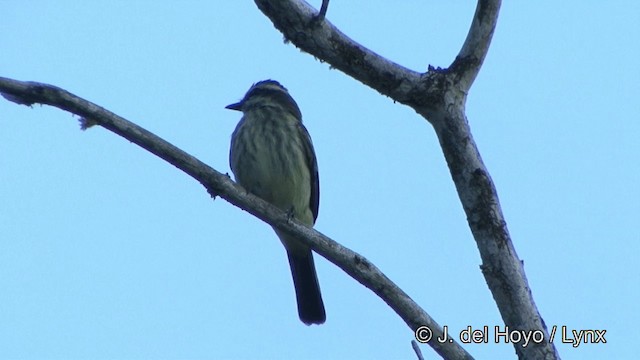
(225, 101), (243, 111)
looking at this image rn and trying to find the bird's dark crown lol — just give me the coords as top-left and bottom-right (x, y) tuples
(240, 79), (302, 119)
(244, 79), (289, 100)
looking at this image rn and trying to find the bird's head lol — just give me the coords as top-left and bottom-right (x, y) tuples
(226, 80), (302, 120)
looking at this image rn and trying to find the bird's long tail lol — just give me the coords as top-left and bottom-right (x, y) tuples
(286, 250), (326, 325)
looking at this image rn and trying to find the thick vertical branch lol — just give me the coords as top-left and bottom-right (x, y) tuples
(425, 104), (559, 360)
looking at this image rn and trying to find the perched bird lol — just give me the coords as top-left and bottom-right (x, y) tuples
(227, 80), (326, 325)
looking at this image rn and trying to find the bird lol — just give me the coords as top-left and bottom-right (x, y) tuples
(226, 80), (326, 325)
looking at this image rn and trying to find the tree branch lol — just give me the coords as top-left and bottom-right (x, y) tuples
(315, 0), (329, 22)
(254, 1), (560, 359)
(254, 0), (425, 107)
(450, 0), (502, 91)
(0, 76), (473, 360)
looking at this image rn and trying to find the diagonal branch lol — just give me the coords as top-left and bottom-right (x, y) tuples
(254, 1), (560, 359)
(254, 0), (424, 107)
(0, 76), (473, 360)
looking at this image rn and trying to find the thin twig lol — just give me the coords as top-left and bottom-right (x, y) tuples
(316, 0), (329, 22)
(412, 340), (424, 360)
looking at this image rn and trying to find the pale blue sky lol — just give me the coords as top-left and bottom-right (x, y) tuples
(1, 2), (638, 359)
